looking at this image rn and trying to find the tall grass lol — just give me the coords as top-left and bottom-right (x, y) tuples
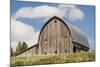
(11, 51), (95, 66)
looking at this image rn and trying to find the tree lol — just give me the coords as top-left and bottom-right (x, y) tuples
(13, 51), (18, 56)
(22, 42), (28, 50)
(16, 41), (21, 54)
(10, 46), (13, 57)
(16, 41), (28, 54)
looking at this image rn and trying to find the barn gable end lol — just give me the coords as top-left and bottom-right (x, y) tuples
(38, 16), (73, 54)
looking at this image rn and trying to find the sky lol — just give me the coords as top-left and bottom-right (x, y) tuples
(11, 0), (95, 51)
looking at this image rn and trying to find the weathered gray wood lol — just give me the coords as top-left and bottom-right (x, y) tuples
(38, 18), (73, 55)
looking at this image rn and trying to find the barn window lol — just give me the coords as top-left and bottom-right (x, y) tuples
(45, 38), (47, 41)
(73, 47), (76, 53)
(54, 20), (57, 23)
(64, 36), (67, 38)
(55, 51), (57, 54)
(65, 49), (67, 53)
(45, 52), (47, 55)
(45, 39), (47, 44)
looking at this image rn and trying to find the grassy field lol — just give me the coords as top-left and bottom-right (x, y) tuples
(11, 51), (95, 66)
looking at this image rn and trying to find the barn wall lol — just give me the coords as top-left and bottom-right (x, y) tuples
(38, 18), (73, 54)
(73, 42), (89, 53)
(17, 46), (38, 56)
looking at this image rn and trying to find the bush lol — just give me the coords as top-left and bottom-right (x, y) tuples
(11, 51), (95, 66)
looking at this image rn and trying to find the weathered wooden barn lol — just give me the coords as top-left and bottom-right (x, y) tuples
(17, 16), (89, 56)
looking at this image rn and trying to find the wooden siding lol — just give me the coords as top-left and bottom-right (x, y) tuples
(38, 18), (73, 54)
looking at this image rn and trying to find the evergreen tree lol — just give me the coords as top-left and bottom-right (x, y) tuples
(16, 41), (28, 54)
(22, 42), (28, 50)
(10, 46), (13, 57)
(16, 41), (21, 53)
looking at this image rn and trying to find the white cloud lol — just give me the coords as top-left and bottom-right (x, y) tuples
(57, 4), (84, 21)
(14, 5), (84, 21)
(15, 5), (64, 19)
(68, 7), (84, 21)
(11, 18), (39, 51)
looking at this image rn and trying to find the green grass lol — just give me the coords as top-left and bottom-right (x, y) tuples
(11, 51), (95, 66)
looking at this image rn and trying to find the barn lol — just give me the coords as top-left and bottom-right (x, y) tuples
(17, 16), (89, 56)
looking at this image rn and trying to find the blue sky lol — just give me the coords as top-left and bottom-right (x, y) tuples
(11, 0), (95, 50)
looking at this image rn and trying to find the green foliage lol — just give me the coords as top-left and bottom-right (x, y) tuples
(10, 47), (13, 57)
(11, 51), (95, 66)
(13, 52), (18, 56)
(16, 42), (28, 54)
(16, 42), (21, 54)
(22, 42), (28, 50)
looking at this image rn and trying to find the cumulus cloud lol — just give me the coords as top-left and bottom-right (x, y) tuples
(15, 5), (64, 19)
(14, 5), (84, 21)
(57, 4), (84, 21)
(11, 18), (39, 51)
